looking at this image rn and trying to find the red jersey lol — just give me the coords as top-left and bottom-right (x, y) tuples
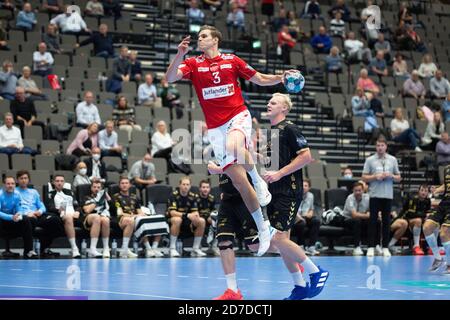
(178, 53), (257, 128)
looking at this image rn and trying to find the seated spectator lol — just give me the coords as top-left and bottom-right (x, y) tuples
(50, 5), (91, 35)
(430, 70), (450, 100)
(403, 70), (426, 99)
(342, 167), (353, 179)
(0, 176), (38, 259)
(227, 2), (245, 33)
(341, 182), (370, 255)
(329, 11), (345, 38)
(436, 132), (450, 166)
(302, 0), (322, 19)
(42, 0), (63, 14)
(82, 179), (111, 258)
(272, 8), (289, 32)
(393, 53), (409, 79)
(287, 11), (304, 39)
(112, 177), (141, 259)
(0, 60), (18, 101)
(102, 0), (122, 18)
(18, 66), (48, 101)
(85, 0), (104, 17)
(325, 46), (343, 73)
(157, 76), (185, 119)
(151, 120), (174, 158)
(76, 24), (115, 59)
(106, 46), (130, 94)
(167, 176), (206, 257)
(76, 91), (101, 128)
(129, 50), (142, 83)
(344, 31), (371, 63)
(0, 20), (9, 51)
(128, 153), (157, 190)
(422, 111), (445, 151)
(351, 87), (378, 132)
(394, 20), (411, 51)
(10, 86), (45, 134)
(310, 26), (332, 54)
(112, 96), (142, 142)
(369, 50), (388, 78)
(277, 25), (296, 65)
(398, 1), (413, 24)
(293, 179), (320, 255)
(98, 120), (123, 157)
(15, 170), (61, 258)
(45, 174), (82, 258)
(16, 2), (37, 31)
(138, 73), (162, 107)
(374, 33), (392, 63)
(73, 161), (92, 190)
(390, 107), (422, 152)
(86, 147), (107, 183)
(357, 68), (380, 95)
(66, 122), (99, 157)
(418, 54), (437, 79)
(405, 24), (426, 52)
(187, 0), (205, 25)
(0, 112), (37, 155)
(43, 24), (63, 55)
(443, 93), (450, 123)
(33, 42), (54, 77)
(328, 0), (351, 22)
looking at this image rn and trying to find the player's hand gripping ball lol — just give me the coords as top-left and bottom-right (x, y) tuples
(283, 70), (305, 94)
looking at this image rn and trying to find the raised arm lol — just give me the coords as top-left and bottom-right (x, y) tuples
(166, 36), (191, 83)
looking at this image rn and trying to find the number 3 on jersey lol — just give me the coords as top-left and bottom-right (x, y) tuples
(212, 71), (221, 84)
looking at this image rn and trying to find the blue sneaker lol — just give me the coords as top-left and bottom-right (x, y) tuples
(308, 266), (329, 298)
(284, 283), (310, 300)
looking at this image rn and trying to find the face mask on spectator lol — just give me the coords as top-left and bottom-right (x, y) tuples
(344, 174), (353, 179)
(93, 154), (101, 161)
(79, 168), (87, 175)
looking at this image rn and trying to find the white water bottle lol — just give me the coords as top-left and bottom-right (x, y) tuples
(111, 239), (117, 258)
(176, 239), (183, 255)
(35, 239), (41, 255)
(81, 239), (87, 257)
(133, 241), (139, 255)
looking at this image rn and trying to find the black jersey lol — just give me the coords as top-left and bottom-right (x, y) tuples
(443, 164), (450, 200)
(197, 193), (216, 219)
(219, 173), (252, 201)
(264, 119), (309, 196)
(399, 195), (431, 219)
(167, 188), (199, 216)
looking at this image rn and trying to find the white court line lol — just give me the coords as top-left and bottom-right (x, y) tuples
(337, 285), (349, 288)
(177, 275), (189, 278)
(258, 280), (272, 283)
(52, 270), (64, 273)
(136, 274), (147, 276)
(115, 273), (127, 275)
(395, 290), (407, 293)
(157, 274), (168, 277)
(10, 269), (22, 271)
(356, 286), (367, 289)
(237, 278), (249, 281)
(32, 269), (43, 272)
(198, 276), (209, 279)
(277, 281), (289, 284)
(0, 284), (191, 300)
(412, 291), (425, 294)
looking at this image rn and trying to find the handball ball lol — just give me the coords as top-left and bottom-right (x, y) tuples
(284, 70), (305, 94)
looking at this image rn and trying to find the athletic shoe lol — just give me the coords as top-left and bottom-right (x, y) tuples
(103, 249), (110, 258)
(256, 221), (273, 256)
(120, 249), (138, 259)
(429, 258), (445, 272)
(71, 248), (81, 259)
(382, 248), (391, 257)
(389, 246), (402, 255)
(2, 250), (20, 258)
(169, 249), (181, 257)
(213, 288), (243, 300)
(145, 248), (155, 258)
(426, 248), (445, 256)
(375, 245), (383, 255)
(211, 247), (220, 256)
(88, 250), (102, 258)
(412, 246), (425, 255)
(153, 249), (164, 257)
(40, 249), (60, 258)
(191, 248), (207, 257)
(284, 283), (310, 300)
(254, 178), (272, 207)
(24, 251), (38, 259)
(307, 246), (320, 256)
(366, 247), (375, 257)
(308, 266), (329, 298)
(353, 247), (364, 256)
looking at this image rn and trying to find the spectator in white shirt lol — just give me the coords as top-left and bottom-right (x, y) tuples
(417, 54), (437, 79)
(138, 73), (162, 107)
(330, 11), (345, 38)
(33, 42), (54, 77)
(73, 161), (92, 191)
(390, 107), (422, 152)
(344, 31), (372, 63)
(98, 120), (123, 157)
(430, 70), (450, 99)
(50, 5), (91, 35)
(393, 53), (409, 79)
(76, 91), (101, 128)
(151, 120), (174, 158)
(0, 112), (36, 155)
(422, 111), (445, 150)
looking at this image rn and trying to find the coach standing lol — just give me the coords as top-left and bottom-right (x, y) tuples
(362, 137), (401, 257)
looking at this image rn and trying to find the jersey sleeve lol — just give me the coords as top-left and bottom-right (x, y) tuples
(287, 125), (310, 154)
(233, 55), (257, 80)
(178, 58), (194, 80)
(167, 193), (178, 212)
(189, 195), (199, 213)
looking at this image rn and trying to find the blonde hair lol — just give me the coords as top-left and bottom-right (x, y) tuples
(272, 92), (293, 112)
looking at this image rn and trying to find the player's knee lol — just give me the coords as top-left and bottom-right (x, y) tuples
(218, 241), (233, 251)
(171, 217), (182, 225)
(440, 226), (450, 242)
(411, 218), (422, 227)
(197, 217), (206, 227)
(92, 215), (101, 224)
(101, 217), (110, 226)
(399, 219), (408, 230)
(422, 221), (435, 235)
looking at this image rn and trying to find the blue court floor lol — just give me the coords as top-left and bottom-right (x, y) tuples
(0, 256), (449, 300)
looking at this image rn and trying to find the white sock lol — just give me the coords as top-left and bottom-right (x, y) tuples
(144, 241), (151, 250)
(170, 235), (177, 249)
(152, 241), (159, 249)
(247, 166), (261, 184)
(388, 238), (397, 248)
(122, 237), (130, 250)
(443, 241), (450, 264)
(251, 208), (266, 231)
(425, 234), (441, 260)
(413, 226), (421, 247)
(433, 227), (439, 239)
(225, 273), (238, 292)
(291, 271), (306, 287)
(102, 238), (109, 250)
(69, 238), (77, 250)
(193, 236), (202, 250)
(90, 238), (98, 251)
(301, 257), (320, 274)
